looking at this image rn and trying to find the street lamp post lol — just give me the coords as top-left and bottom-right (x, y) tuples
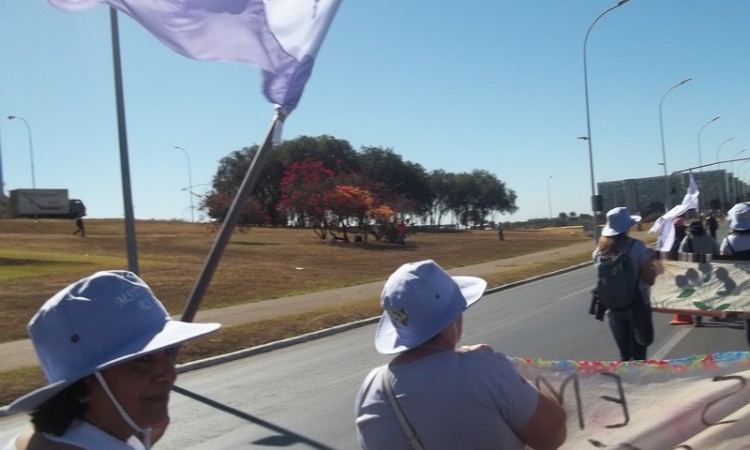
(7, 115), (35, 189)
(581, 0), (630, 242)
(697, 116), (720, 171)
(716, 137), (735, 213)
(174, 146), (194, 223)
(658, 78), (691, 210)
(547, 176), (553, 221)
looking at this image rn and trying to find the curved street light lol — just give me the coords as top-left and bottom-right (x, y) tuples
(697, 116), (720, 171)
(581, 0), (630, 242)
(7, 115), (35, 189)
(174, 146), (194, 222)
(716, 137), (735, 212)
(658, 77), (691, 209)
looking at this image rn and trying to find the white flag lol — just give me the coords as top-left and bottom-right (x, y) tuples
(682, 172), (700, 210)
(650, 173), (701, 251)
(48, 0), (343, 116)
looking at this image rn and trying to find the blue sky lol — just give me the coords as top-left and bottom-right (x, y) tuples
(1, 1), (750, 223)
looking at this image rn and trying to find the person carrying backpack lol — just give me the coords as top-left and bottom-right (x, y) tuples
(719, 202), (750, 349)
(593, 207), (656, 361)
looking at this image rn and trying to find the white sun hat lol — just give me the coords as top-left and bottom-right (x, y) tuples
(601, 207), (642, 237)
(374, 260), (487, 354)
(728, 203), (750, 231)
(1, 270), (220, 415)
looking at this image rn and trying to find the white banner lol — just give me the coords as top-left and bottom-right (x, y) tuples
(512, 352), (750, 449)
(651, 257), (750, 316)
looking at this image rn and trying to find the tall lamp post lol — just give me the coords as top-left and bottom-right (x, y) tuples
(174, 146), (194, 223)
(582, 0), (630, 242)
(697, 116), (720, 171)
(658, 78), (691, 209)
(716, 137), (735, 213)
(7, 115), (35, 189)
(547, 176), (553, 221)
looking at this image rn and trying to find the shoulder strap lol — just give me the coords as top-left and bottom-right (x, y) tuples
(727, 238), (735, 255)
(381, 366), (426, 450)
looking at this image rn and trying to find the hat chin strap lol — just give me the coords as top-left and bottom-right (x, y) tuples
(94, 372), (152, 450)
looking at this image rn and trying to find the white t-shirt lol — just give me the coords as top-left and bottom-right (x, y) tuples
(354, 350), (539, 450)
(720, 234), (750, 256)
(2, 420), (145, 450)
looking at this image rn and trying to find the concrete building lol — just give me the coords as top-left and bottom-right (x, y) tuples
(597, 170), (748, 220)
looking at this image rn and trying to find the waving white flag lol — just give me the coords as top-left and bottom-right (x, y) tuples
(650, 172), (701, 251)
(682, 172), (700, 209)
(48, 0), (343, 116)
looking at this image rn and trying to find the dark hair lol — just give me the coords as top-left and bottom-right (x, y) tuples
(30, 379), (89, 436)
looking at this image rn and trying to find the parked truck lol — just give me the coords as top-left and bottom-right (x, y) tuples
(9, 189), (86, 218)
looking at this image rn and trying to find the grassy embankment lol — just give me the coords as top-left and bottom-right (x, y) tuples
(0, 218), (608, 404)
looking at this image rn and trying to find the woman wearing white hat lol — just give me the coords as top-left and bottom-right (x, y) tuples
(354, 260), (567, 450)
(1, 270), (221, 450)
(593, 207), (656, 361)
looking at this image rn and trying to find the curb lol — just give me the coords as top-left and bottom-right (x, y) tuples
(177, 261), (594, 374)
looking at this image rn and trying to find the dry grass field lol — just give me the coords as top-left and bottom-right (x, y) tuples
(0, 217), (597, 404)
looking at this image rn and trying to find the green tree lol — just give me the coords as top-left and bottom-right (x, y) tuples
(358, 146), (431, 217)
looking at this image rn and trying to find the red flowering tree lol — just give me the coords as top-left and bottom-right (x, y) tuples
(328, 185), (373, 242)
(279, 161), (337, 239)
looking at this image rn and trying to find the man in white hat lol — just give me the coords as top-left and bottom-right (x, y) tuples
(354, 260), (566, 450)
(1, 270), (221, 450)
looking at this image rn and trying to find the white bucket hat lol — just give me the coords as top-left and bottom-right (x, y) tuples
(374, 260), (487, 354)
(1, 270), (220, 415)
(728, 203), (750, 231)
(601, 207), (641, 237)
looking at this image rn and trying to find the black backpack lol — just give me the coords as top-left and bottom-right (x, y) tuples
(596, 239), (638, 310)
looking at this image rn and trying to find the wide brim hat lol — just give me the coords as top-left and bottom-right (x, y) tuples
(1, 270), (220, 415)
(601, 207), (641, 237)
(375, 260), (487, 354)
(728, 203), (750, 231)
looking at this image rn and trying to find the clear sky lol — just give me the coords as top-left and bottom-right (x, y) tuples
(2, 1), (750, 223)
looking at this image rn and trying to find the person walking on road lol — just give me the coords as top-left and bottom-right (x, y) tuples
(354, 259), (567, 450)
(707, 213), (719, 240)
(593, 207), (656, 361)
(680, 220), (719, 326)
(718, 203), (750, 348)
(1, 270), (220, 450)
(680, 220), (719, 255)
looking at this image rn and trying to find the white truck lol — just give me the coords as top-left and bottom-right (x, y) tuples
(9, 189), (86, 218)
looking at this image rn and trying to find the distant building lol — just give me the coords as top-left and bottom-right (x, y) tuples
(597, 170), (748, 219)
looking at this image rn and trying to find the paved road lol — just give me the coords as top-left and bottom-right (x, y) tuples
(2, 261), (744, 448)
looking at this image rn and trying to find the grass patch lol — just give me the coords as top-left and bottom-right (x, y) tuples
(0, 218), (616, 405)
